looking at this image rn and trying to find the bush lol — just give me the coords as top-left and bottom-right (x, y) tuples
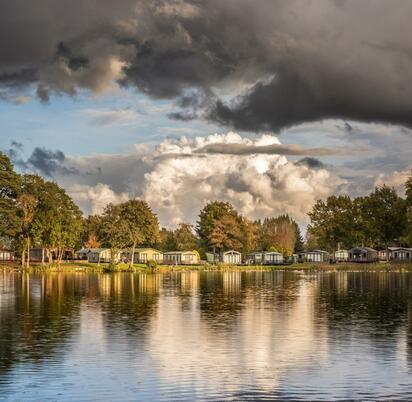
(146, 259), (157, 270)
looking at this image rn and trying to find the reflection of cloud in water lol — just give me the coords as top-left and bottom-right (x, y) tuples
(145, 272), (328, 396)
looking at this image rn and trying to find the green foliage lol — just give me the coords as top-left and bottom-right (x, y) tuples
(294, 223), (304, 253)
(97, 203), (129, 263)
(308, 187), (408, 252)
(159, 227), (176, 251)
(120, 199), (160, 248)
(81, 215), (102, 247)
(196, 201), (253, 254)
(146, 259), (157, 270)
(172, 223), (198, 250)
(308, 195), (355, 252)
(360, 186), (406, 248)
(255, 214), (297, 255)
(0, 153), (21, 239)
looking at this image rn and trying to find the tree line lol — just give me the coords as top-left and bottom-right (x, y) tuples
(1, 152), (304, 265)
(307, 175), (412, 255)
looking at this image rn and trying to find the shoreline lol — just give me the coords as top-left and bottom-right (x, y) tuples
(3, 261), (412, 273)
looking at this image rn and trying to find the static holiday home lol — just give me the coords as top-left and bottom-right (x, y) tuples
(163, 251), (199, 265)
(221, 250), (242, 264)
(388, 247), (412, 261)
(206, 250), (242, 264)
(348, 247), (378, 263)
(335, 249), (349, 262)
(29, 248), (50, 262)
(76, 248), (118, 263)
(128, 248), (163, 263)
(246, 251), (284, 265)
(299, 250), (330, 263)
(0, 249), (14, 262)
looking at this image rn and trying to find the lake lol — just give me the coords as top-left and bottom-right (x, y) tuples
(1, 270), (412, 401)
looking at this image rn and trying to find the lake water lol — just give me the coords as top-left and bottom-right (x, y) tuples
(1, 270), (412, 401)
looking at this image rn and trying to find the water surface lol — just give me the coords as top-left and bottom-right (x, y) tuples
(1, 270), (412, 401)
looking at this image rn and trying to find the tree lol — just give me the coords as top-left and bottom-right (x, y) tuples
(173, 223), (198, 251)
(209, 214), (243, 252)
(360, 186), (406, 257)
(293, 223), (304, 253)
(255, 215), (297, 255)
(82, 215), (102, 248)
(27, 178), (83, 265)
(159, 227), (176, 251)
(97, 203), (129, 265)
(119, 200), (160, 267)
(0, 153), (21, 240)
(17, 193), (37, 267)
(404, 171), (412, 246)
(308, 195), (354, 253)
(197, 201), (244, 253)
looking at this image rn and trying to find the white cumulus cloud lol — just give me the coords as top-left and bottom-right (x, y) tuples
(48, 132), (343, 226)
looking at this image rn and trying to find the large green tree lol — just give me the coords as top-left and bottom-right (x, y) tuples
(173, 223), (198, 251)
(360, 186), (406, 256)
(308, 195), (355, 252)
(97, 203), (129, 265)
(119, 200), (160, 267)
(196, 201), (246, 253)
(0, 153), (21, 240)
(405, 171), (412, 246)
(25, 176), (83, 265)
(255, 215), (298, 255)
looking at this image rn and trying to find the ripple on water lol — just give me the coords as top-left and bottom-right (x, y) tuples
(1, 270), (412, 400)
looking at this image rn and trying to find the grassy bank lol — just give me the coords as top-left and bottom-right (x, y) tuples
(3, 260), (412, 273)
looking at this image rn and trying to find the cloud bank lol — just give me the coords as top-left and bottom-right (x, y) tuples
(2, 1), (412, 131)
(10, 132), (344, 226)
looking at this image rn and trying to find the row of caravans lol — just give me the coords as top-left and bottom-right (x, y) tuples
(75, 247), (203, 265)
(2, 246), (412, 265)
(308, 247), (412, 263)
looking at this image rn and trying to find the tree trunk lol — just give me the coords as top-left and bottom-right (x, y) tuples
(57, 248), (62, 266)
(26, 237), (30, 269)
(386, 243), (389, 262)
(129, 243), (136, 268)
(41, 248), (45, 266)
(21, 247), (25, 267)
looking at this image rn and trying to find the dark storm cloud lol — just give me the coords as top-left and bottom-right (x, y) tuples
(295, 158), (326, 169)
(1, 0), (412, 130)
(27, 148), (78, 177)
(195, 142), (344, 157)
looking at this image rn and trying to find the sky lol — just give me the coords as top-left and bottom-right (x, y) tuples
(1, 0), (412, 228)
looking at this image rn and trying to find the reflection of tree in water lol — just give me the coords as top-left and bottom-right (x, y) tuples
(164, 271), (200, 311)
(0, 271), (83, 375)
(96, 272), (160, 334)
(198, 271), (302, 326)
(317, 273), (412, 327)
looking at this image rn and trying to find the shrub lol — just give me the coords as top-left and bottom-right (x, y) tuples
(146, 259), (157, 270)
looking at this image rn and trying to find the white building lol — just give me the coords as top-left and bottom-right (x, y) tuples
(221, 250), (242, 264)
(246, 251), (283, 265)
(299, 250), (330, 263)
(163, 251), (199, 265)
(76, 248), (117, 263)
(335, 249), (349, 262)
